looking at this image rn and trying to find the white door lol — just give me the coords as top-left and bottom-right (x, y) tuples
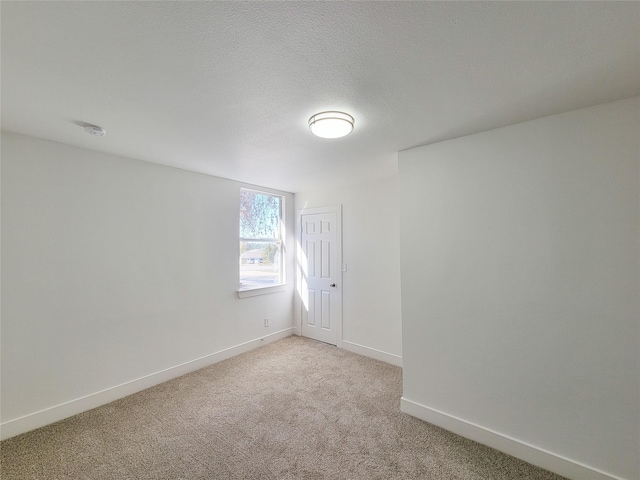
(298, 207), (341, 345)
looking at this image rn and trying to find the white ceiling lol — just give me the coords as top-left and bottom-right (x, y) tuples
(2, 1), (638, 193)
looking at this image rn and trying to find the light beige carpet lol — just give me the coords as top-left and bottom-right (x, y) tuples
(1, 336), (565, 479)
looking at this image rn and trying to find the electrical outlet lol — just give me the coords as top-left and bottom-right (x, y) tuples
(264, 318), (270, 327)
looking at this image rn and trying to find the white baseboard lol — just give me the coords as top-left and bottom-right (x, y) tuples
(341, 340), (402, 367)
(0, 328), (294, 441)
(400, 397), (627, 480)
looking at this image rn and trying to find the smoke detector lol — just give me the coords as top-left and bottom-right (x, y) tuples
(84, 125), (107, 137)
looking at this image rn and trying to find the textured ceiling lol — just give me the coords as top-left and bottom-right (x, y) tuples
(2, 1), (638, 193)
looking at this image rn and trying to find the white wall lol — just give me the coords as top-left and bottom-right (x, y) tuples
(0, 132), (295, 438)
(295, 177), (402, 365)
(399, 97), (639, 480)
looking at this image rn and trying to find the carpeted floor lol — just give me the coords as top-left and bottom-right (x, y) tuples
(1, 336), (565, 479)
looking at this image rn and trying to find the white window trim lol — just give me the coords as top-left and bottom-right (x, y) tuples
(237, 284), (287, 299)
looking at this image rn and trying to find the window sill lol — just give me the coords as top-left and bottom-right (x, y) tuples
(237, 284), (287, 299)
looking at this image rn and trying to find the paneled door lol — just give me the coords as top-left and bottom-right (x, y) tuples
(298, 207), (342, 345)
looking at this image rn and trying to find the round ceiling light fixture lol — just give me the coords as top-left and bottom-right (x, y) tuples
(308, 111), (354, 139)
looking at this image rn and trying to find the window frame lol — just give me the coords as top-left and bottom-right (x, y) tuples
(237, 188), (286, 297)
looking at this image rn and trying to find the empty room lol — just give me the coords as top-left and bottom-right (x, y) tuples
(1, 2), (638, 480)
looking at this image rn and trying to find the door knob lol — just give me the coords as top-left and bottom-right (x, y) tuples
(330, 283), (336, 287)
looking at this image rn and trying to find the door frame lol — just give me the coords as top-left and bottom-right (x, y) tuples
(295, 204), (343, 348)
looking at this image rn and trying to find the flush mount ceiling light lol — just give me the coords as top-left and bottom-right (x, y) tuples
(308, 111), (354, 139)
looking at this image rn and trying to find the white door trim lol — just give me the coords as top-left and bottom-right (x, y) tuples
(295, 205), (343, 348)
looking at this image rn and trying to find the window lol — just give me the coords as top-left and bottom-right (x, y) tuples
(239, 189), (284, 291)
